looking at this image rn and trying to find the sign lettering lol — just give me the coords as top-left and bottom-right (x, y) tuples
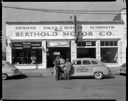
(15, 31), (115, 37)
(12, 42), (41, 48)
(77, 68), (88, 72)
(7, 25), (122, 39)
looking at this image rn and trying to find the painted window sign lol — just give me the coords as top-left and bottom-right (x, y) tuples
(12, 42), (22, 47)
(76, 67), (88, 72)
(31, 42), (41, 47)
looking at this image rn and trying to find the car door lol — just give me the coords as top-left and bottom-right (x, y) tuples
(81, 60), (93, 76)
(71, 60), (82, 76)
(89, 60), (100, 75)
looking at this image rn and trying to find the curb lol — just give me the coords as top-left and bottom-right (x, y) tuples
(20, 67), (120, 77)
(20, 69), (53, 77)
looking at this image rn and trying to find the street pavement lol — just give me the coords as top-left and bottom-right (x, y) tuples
(2, 75), (126, 101)
(20, 68), (53, 77)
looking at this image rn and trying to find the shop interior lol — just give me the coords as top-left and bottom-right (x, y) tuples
(47, 47), (70, 68)
(77, 48), (96, 58)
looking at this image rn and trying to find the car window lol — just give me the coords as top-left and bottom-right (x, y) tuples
(74, 60), (81, 65)
(91, 60), (98, 64)
(83, 60), (91, 65)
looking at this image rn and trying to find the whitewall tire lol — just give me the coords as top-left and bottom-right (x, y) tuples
(94, 72), (103, 79)
(2, 74), (8, 80)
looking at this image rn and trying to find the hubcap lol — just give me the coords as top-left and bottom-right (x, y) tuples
(96, 73), (101, 77)
(2, 74), (7, 80)
(95, 72), (102, 79)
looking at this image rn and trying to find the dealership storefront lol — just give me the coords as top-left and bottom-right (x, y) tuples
(6, 22), (126, 69)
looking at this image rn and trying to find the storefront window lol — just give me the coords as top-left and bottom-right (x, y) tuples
(77, 48), (96, 58)
(12, 42), (42, 65)
(100, 41), (118, 63)
(77, 41), (96, 58)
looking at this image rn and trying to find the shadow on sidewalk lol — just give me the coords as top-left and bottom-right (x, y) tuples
(70, 75), (115, 80)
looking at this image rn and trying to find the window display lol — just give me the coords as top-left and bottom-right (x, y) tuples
(100, 41), (118, 63)
(12, 42), (42, 65)
(77, 41), (96, 58)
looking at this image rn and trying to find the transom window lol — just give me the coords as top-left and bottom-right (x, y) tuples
(100, 41), (117, 46)
(77, 41), (96, 46)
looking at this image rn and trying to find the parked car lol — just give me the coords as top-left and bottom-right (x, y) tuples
(2, 60), (22, 80)
(119, 63), (126, 75)
(70, 58), (111, 79)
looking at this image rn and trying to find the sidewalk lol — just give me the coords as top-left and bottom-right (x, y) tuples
(20, 68), (54, 77)
(20, 67), (120, 77)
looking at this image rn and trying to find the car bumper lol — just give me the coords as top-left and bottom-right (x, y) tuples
(120, 71), (126, 74)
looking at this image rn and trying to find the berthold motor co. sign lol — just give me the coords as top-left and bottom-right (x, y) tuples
(7, 25), (123, 40)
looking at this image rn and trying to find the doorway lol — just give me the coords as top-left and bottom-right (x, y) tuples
(47, 47), (70, 68)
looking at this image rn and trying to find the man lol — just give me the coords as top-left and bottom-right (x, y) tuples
(64, 58), (71, 80)
(54, 56), (61, 80)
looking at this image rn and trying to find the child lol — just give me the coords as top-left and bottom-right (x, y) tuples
(63, 58), (71, 80)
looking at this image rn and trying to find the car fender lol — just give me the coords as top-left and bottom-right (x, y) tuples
(2, 68), (14, 76)
(92, 67), (107, 75)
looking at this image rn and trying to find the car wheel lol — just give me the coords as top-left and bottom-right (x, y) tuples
(2, 74), (8, 80)
(94, 72), (103, 79)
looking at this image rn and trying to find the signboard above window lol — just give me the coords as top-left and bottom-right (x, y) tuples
(47, 41), (70, 47)
(12, 42), (42, 49)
